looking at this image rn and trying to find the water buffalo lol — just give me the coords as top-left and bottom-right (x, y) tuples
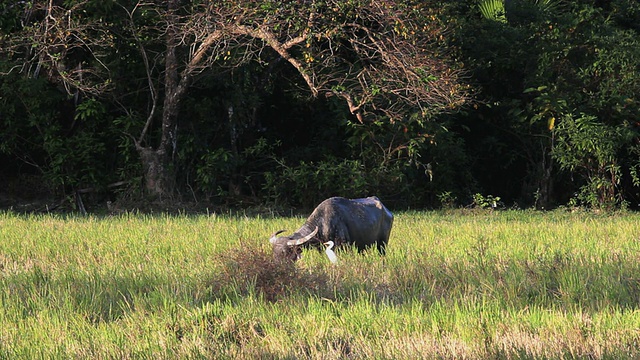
(269, 196), (393, 262)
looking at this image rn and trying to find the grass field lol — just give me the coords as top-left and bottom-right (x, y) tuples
(1, 209), (640, 359)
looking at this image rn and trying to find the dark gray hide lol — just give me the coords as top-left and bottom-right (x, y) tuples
(269, 196), (393, 262)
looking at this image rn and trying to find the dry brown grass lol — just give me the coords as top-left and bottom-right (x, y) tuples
(210, 246), (329, 302)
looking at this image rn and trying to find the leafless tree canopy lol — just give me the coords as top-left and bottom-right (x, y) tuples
(181, 0), (469, 122)
(3, 0), (113, 96)
(6, 0), (468, 122)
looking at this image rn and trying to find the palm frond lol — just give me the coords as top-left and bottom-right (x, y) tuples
(478, 0), (507, 23)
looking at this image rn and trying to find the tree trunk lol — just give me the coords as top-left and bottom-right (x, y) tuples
(137, 146), (172, 198)
(137, 0), (183, 198)
(536, 139), (554, 210)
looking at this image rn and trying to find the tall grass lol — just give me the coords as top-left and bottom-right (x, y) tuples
(1, 210), (639, 358)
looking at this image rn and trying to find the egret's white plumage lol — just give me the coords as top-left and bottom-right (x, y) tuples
(323, 241), (338, 263)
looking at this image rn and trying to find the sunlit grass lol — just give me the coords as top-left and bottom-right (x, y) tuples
(1, 209), (640, 358)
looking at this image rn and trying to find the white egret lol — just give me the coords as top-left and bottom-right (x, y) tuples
(323, 241), (338, 264)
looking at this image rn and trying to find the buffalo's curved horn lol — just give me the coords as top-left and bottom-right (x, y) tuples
(269, 230), (286, 244)
(286, 226), (319, 246)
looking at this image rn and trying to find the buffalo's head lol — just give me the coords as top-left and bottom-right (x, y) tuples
(269, 226), (318, 262)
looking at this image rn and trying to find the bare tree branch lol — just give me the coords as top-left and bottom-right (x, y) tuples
(6, 0), (114, 96)
(181, 1), (468, 123)
(119, 1), (160, 145)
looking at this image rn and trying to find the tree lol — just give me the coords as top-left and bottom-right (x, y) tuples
(4, 0), (469, 199)
(453, 0), (640, 208)
(553, 114), (633, 208)
(0, 0), (120, 206)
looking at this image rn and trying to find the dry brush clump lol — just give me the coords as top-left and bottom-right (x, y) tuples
(208, 244), (329, 302)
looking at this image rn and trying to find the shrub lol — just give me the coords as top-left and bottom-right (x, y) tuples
(210, 246), (328, 302)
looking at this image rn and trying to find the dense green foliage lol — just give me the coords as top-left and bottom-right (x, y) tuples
(1, 210), (640, 358)
(453, 0), (640, 209)
(1, 0), (639, 210)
